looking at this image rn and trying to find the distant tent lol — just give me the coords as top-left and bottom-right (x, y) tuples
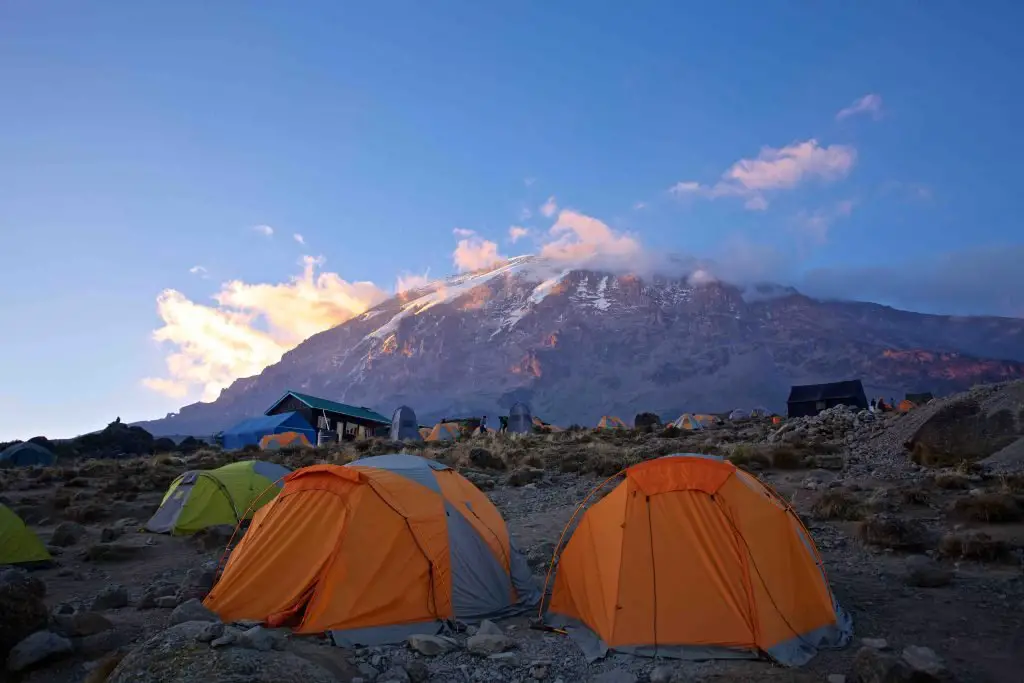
(259, 431), (312, 450)
(418, 427), (432, 440)
(508, 403), (533, 435)
(671, 414), (705, 431)
(222, 411), (316, 451)
(787, 380), (868, 418)
(145, 460), (292, 535)
(533, 416), (563, 433)
(426, 422), (461, 442)
(597, 416), (628, 430)
(728, 409), (750, 421)
(750, 406), (772, 418)
(390, 406), (421, 441)
(0, 503), (51, 565)
(693, 414), (719, 427)
(897, 400), (915, 413)
(906, 392), (934, 406)
(0, 442), (56, 467)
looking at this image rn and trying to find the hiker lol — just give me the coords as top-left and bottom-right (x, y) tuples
(869, 398), (876, 413)
(480, 415), (488, 431)
(499, 415), (508, 433)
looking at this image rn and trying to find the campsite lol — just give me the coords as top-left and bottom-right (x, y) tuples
(1, 380), (1022, 683)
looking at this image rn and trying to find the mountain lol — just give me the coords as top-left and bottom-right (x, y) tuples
(137, 256), (1024, 436)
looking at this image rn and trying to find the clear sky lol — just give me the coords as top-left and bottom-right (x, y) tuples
(2, 1), (1022, 440)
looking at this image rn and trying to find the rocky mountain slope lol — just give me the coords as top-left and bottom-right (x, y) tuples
(138, 256), (1024, 437)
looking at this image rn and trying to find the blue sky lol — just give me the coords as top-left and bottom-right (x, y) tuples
(2, 1), (1022, 440)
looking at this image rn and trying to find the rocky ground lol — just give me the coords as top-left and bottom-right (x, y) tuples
(2, 382), (1023, 682)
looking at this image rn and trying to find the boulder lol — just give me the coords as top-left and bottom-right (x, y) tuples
(378, 665), (411, 683)
(466, 633), (513, 655)
(469, 448), (506, 470)
(901, 646), (948, 679)
(178, 566), (216, 602)
(92, 583), (130, 610)
(106, 622), (339, 683)
(6, 630), (73, 673)
(407, 633), (457, 656)
(405, 659), (429, 683)
(74, 628), (128, 658)
(237, 625), (286, 652)
(507, 467), (545, 487)
(50, 521), (87, 547)
(168, 598), (219, 626)
(138, 581), (178, 609)
(52, 611), (114, 638)
(849, 646), (913, 683)
(904, 555), (954, 588)
(476, 619), (504, 637)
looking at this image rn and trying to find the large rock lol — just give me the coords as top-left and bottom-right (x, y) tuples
(50, 521), (87, 547)
(469, 448), (506, 470)
(6, 630), (73, 673)
(106, 622), (339, 683)
(906, 394), (1024, 467)
(849, 646), (912, 683)
(466, 633), (513, 655)
(407, 633), (458, 656)
(52, 611), (114, 638)
(0, 576), (48, 658)
(168, 598), (219, 626)
(177, 566), (216, 602)
(138, 581), (178, 609)
(92, 583), (130, 610)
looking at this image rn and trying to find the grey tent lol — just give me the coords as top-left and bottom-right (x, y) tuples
(728, 409), (750, 421)
(389, 405), (421, 441)
(508, 402), (533, 434)
(0, 442), (56, 467)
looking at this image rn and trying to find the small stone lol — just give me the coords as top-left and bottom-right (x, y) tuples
(168, 598), (219, 626)
(406, 633), (457, 656)
(91, 584), (129, 611)
(155, 596), (179, 608)
(476, 619), (504, 637)
(358, 662), (380, 681)
(52, 611), (114, 638)
(405, 659), (429, 683)
(195, 622), (225, 643)
(901, 645), (947, 677)
(6, 630), (73, 673)
(378, 665), (411, 683)
(850, 646), (912, 683)
(238, 625), (285, 651)
(210, 631), (237, 648)
(861, 637), (889, 650)
(137, 582), (177, 609)
(466, 633), (513, 655)
(650, 665), (674, 683)
(100, 527), (123, 543)
(50, 521), (87, 547)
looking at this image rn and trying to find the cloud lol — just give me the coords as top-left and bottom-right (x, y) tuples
(633, 202), (648, 210)
(253, 224), (274, 237)
(836, 93), (883, 121)
(453, 235), (504, 273)
(508, 226), (530, 243)
(452, 228), (476, 238)
(395, 270), (433, 294)
(671, 139), (857, 210)
(143, 256), (388, 401)
(293, 233), (305, 245)
(540, 210), (642, 263)
(519, 206), (533, 221)
(794, 199), (856, 245)
(800, 245), (1024, 317)
(540, 196), (558, 218)
(188, 265), (207, 277)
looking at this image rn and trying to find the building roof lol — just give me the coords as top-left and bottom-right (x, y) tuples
(265, 390), (391, 425)
(224, 411), (314, 437)
(787, 379), (866, 404)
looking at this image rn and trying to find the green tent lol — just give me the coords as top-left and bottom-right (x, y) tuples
(144, 460), (291, 535)
(0, 504), (51, 565)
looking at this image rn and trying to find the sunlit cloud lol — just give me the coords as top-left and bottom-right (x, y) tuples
(189, 265), (207, 277)
(836, 93), (883, 121)
(253, 224), (274, 237)
(293, 233), (305, 245)
(540, 210), (641, 263)
(540, 196), (558, 218)
(453, 234), (504, 272)
(509, 226), (530, 243)
(395, 270), (433, 294)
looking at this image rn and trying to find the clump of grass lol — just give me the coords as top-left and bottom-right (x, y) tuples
(768, 446), (804, 470)
(997, 474), (1024, 494)
(855, 514), (932, 551)
(938, 530), (1009, 562)
(811, 490), (865, 521)
(898, 483), (932, 506)
(934, 473), (970, 490)
(951, 493), (1023, 523)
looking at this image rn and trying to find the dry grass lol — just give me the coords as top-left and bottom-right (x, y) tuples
(951, 493), (1023, 523)
(997, 474), (1024, 494)
(938, 530), (1010, 562)
(898, 483), (932, 506)
(810, 490), (865, 521)
(767, 446), (805, 470)
(855, 514), (932, 551)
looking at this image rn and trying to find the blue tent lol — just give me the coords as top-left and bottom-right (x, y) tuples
(0, 442), (56, 467)
(222, 411), (316, 450)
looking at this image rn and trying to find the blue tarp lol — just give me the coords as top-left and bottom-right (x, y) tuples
(222, 411), (316, 450)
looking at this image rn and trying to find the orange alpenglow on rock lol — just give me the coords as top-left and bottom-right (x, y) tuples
(204, 455), (539, 645)
(543, 454), (852, 666)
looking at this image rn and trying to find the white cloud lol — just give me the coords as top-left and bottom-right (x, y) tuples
(508, 226), (530, 243)
(453, 235), (504, 272)
(143, 256), (388, 401)
(540, 210), (642, 263)
(452, 228), (476, 238)
(836, 93), (883, 121)
(633, 201), (648, 210)
(253, 224), (274, 237)
(395, 270), (433, 294)
(670, 139), (857, 210)
(293, 233), (305, 245)
(189, 265), (207, 276)
(540, 196), (558, 218)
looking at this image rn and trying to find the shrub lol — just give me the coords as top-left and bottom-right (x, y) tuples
(855, 514), (932, 551)
(938, 530), (1009, 562)
(934, 474), (970, 490)
(998, 474), (1024, 494)
(898, 484), (931, 506)
(951, 493), (1023, 523)
(811, 490), (865, 521)
(768, 446), (804, 470)
(660, 425), (681, 439)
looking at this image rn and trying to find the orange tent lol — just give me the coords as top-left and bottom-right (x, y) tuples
(426, 422), (461, 441)
(544, 455), (851, 666)
(259, 431), (312, 450)
(897, 399), (914, 413)
(596, 416), (628, 430)
(204, 455), (539, 645)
